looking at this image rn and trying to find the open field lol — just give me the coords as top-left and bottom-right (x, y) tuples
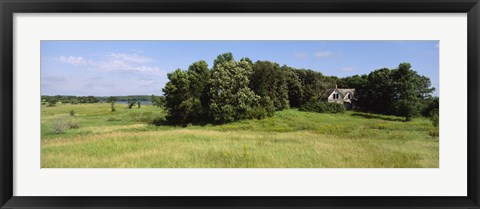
(41, 103), (439, 168)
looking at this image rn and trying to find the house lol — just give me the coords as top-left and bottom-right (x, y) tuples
(321, 85), (355, 109)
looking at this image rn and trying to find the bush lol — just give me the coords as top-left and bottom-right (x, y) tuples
(52, 120), (67, 134)
(51, 119), (79, 134)
(429, 127), (439, 137)
(299, 100), (346, 113)
(429, 110), (439, 127)
(69, 110), (75, 116)
(150, 116), (168, 126)
(67, 121), (79, 129)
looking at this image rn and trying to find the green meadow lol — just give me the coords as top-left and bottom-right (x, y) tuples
(41, 103), (439, 168)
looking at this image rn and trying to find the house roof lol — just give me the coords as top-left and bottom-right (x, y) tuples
(319, 88), (355, 99)
(337, 88), (355, 96)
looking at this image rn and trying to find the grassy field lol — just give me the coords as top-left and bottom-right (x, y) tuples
(41, 103), (439, 168)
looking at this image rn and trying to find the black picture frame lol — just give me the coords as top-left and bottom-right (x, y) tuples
(1, 0), (479, 208)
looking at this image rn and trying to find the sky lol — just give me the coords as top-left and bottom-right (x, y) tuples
(41, 40), (439, 96)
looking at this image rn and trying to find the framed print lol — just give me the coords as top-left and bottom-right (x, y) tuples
(1, 0), (479, 208)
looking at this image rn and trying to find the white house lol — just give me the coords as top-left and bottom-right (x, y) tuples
(321, 85), (355, 109)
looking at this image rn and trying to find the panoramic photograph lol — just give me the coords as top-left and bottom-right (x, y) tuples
(41, 41), (439, 168)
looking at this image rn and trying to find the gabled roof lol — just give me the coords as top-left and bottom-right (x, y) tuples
(337, 88), (355, 96)
(319, 88), (335, 99)
(319, 87), (355, 99)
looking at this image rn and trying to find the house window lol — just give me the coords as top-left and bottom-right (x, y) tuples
(333, 93), (339, 99)
(347, 94), (351, 99)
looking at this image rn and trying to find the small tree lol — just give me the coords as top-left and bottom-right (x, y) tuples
(137, 101), (141, 108)
(46, 97), (58, 107)
(105, 96), (117, 112)
(128, 100), (135, 109)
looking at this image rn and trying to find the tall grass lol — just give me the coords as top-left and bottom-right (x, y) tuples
(41, 103), (439, 168)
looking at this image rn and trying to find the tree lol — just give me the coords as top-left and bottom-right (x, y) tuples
(250, 61), (289, 110)
(213, 52), (234, 68)
(355, 68), (396, 114)
(392, 63), (434, 121)
(293, 68), (333, 104)
(207, 54), (262, 124)
(163, 69), (191, 124)
(106, 96), (117, 112)
(337, 75), (368, 89)
(163, 60), (211, 125)
(355, 63), (435, 121)
(185, 60), (211, 123)
(282, 66), (304, 108)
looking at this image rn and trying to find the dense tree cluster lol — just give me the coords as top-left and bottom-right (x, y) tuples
(163, 54), (437, 124)
(337, 63), (437, 121)
(163, 53), (342, 125)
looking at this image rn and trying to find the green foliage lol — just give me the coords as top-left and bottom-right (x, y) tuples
(429, 110), (439, 127)
(163, 60), (211, 125)
(422, 97), (439, 116)
(292, 68), (334, 104)
(337, 74), (368, 89)
(208, 57), (262, 123)
(150, 95), (165, 108)
(163, 69), (191, 124)
(213, 52), (234, 68)
(283, 66), (304, 108)
(250, 61), (289, 110)
(356, 63), (435, 121)
(69, 110), (76, 116)
(51, 119), (66, 134)
(46, 97), (58, 107)
(299, 100), (346, 114)
(105, 96), (117, 103)
(42, 95), (99, 104)
(51, 118), (79, 134)
(110, 102), (116, 112)
(127, 100), (136, 109)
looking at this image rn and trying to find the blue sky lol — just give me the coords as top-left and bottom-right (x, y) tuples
(41, 40), (439, 96)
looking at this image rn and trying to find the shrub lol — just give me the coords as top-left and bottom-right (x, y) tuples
(299, 100), (346, 113)
(67, 121), (79, 129)
(110, 102), (116, 112)
(150, 116), (168, 126)
(69, 110), (75, 116)
(429, 127), (439, 137)
(429, 109), (439, 127)
(52, 120), (67, 134)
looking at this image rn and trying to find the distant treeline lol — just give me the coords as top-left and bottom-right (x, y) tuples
(163, 52), (438, 125)
(41, 95), (165, 107)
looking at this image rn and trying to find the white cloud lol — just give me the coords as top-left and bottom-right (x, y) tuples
(314, 51), (332, 58)
(56, 52), (163, 76)
(57, 56), (88, 66)
(108, 53), (152, 63)
(137, 79), (158, 86)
